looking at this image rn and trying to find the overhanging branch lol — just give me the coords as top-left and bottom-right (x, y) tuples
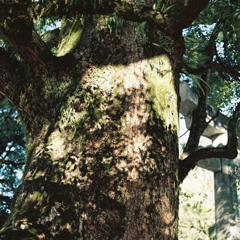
(173, 0), (210, 30)
(0, 0), (211, 36)
(213, 61), (240, 82)
(38, 0), (211, 35)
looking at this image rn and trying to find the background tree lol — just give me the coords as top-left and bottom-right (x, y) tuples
(0, 98), (25, 228)
(0, 0), (240, 239)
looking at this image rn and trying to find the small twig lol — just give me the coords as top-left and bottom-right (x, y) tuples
(205, 108), (220, 126)
(180, 129), (189, 138)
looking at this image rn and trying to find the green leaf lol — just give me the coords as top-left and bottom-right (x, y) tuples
(218, 31), (224, 42)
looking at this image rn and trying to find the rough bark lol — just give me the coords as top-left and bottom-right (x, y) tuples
(0, 15), (181, 240)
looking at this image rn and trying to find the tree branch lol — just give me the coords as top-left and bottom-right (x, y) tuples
(213, 61), (240, 82)
(0, 195), (11, 205)
(182, 69), (211, 155)
(0, 0), (210, 38)
(182, 62), (211, 75)
(181, 18), (224, 75)
(180, 19), (223, 165)
(0, 1), (171, 32)
(40, 0), (210, 35)
(0, 1), (55, 73)
(179, 145), (236, 182)
(179, 100), (240, 182)
(0, 158), (25, 168)
(0, 0), (212, 72)
(0, 47), (26, 110)
(0, 20), (54, 72)
(0, 179), (15, 192)
(173, 0), (211, 30)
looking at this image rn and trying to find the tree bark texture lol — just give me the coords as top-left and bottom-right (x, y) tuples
(0, 16), (182, 240)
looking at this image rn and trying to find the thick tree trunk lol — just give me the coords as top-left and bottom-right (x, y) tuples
(0, 18), (181, 240)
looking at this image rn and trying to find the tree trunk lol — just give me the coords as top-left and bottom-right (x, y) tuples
(0, 19), (182, 240)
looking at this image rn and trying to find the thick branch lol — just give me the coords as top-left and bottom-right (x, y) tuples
(179, 145), (237, 182)
(0, 48), (26, 109)
(180, 19), (222, 158)
(173, 0), (210, 30)
(183, 69), (211, 154)
(0, 0), (210, 37)
(179, 26), (240, 182)
(227, 100), (240, 149)
(180, 70), (213, 182)
(0, 1), (171, 32)
(179, 100), (240, 182)
(41, 0), (210, 35)
(0, 17), (54, 73)
(0, 1), (56, 73)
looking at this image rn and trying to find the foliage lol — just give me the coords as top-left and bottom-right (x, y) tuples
(181, 0), (240, 116)
(179, 167), (215, 240)
(0, 99), (25, 227)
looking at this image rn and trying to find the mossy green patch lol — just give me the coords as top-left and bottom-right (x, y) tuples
(48, 129), (66, 160)
(144, 55), (178, 131)
(57, 17), (84, 57)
